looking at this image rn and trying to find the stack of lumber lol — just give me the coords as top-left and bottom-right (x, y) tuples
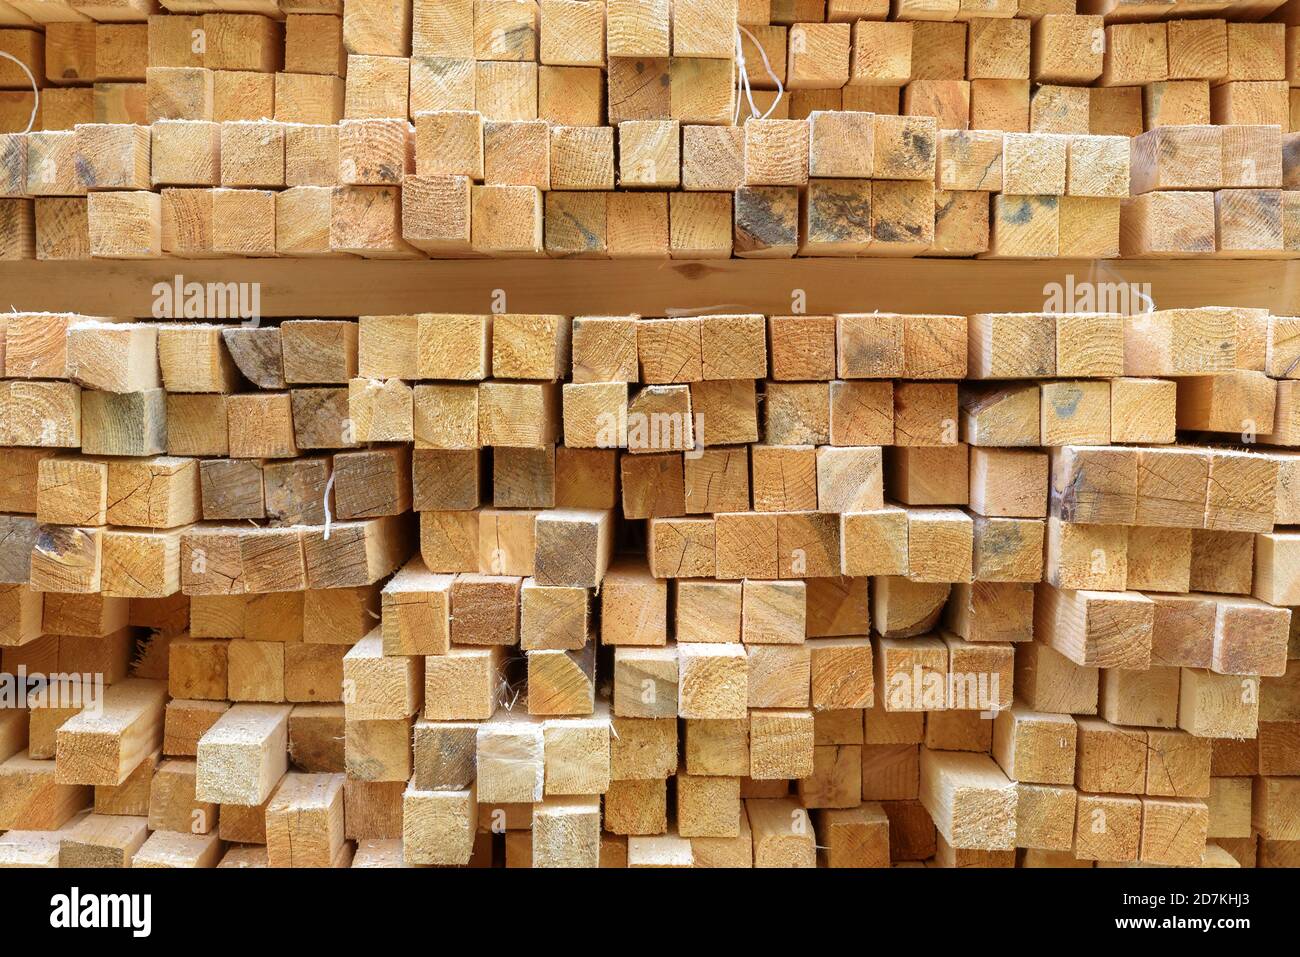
(3, 303), (1300, 869)
(4, 0), (1300, 258)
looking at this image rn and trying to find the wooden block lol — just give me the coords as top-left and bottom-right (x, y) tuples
(738, 578), (803, 646)
(1138, 795), (1209, 865)
(1031, 13), (1103, 84)
(1120, 190), (1216, 257)
(733, 184), (798, 257)
(992, 703), (1076, 785)
(527, 644), (596, 715)
(614, 118), (677, 189)
(1144, 80), (1210, 129)
(1179, 669), (1258, 739)
(1014, 640), (1098, 716)
(1146, 728), (1210, 799)
(378, 559), (450, 657)
(0, 752), (88, 830)
(738, 121), (806, 191)
(214, 121), (283, 191)
(86, 188), (159, 257)
(871, 114), (936, 184)
(1100, 23), (1167, 87)
(489, 313), (567, 381)
(539, 712), (609, 796)
(969, 448), (1048, 520)
(895, 92), (964, 156)
(330, 182), (418, 256)
(1130, 126), (1221, 195)
(468, 182), (542, 253)
(1206, 777), (1252, 840)
(748, 708), (813, 779)
(1034, 583), (1152, 671)
(1186, 529), (1253, 598)
(1066, 135), (1129, 201)
(1167, 18), (1225, 82)
(1050, 445), (1137, 526)
(263, 771), (347, 867)
(920, 750), (1016, 851)
(948, 571), (1034, 638)
(223, 392), (297, 459)
(968, 312), (1055, 381)
(826, 381), (893, 451)
(816, 803), (889, 867)
(1073, 792), (1141, 862)
(270, 71), (343, 125)
(55, 677), (165, 786)
(798, 177), (871, 255)
(1011, 783), (1075, 853)
(875, 633), (947, 712)
(613, 645), (678, 719)
(30, 522), (105, 594)
(968, 16), (1028, 82)
(342, 53), (410, 120)
(1131, 446), (1210, 529)
(1108, 377), (1174, 445)
(936, 130), (1001, 193)
(1125, 526), (1191, 595)
(745, 797), (814, 867)
(902, 506), (971, 585)
(210, 185), (276, 255)
(533, 63), (601, 125)
(1030, 85), (1090, 135)
(58, 813), (150, 868)
(969, 78), (1028, 132)
(542, 125), (612, 192)
(146, 66), (214, 122)
(418, 509), (479, 573)
(146, 757), (215, 834)
(679, 128), (743, 196)
(783, 22), (848, 91)
(280, 321), (358, 384)
(593, 561), (661, 647)
(71, 122), (148, 192)
(341, 628), (421, 721)
(402, 781), (476, 865)
(1045, 516), (1126, 592)
(99, 527), (184, 599)
(36, 455), (106, 527)
(529, 507), (612, 588)
(407, 52), (473, 114)
(163, 699), (227, 759)
(335, 118), (412, 191)
(987, 194), (1059, 259)
(606, 0), (668, 57)
(130, 830), (224, 868)
(1253, 776), (1300, 841)
(1211, 185), (1281, 256)
(475, 713), (545, 804)
(604, 776), (666, 835)
(0, 583), (42, 645)
(64, 320), (156, 394)
(31, 195), (87, 259)
(1002, 133), (1068, 197)
(1075, 715), (1146, 795)
(419, 645), (502, 721)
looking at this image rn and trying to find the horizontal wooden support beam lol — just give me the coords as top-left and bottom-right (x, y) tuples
(2, 258), (1297, 317)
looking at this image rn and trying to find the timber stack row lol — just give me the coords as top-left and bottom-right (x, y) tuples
(1, 305), (1300, 868)
(6, 0), (1300, 256)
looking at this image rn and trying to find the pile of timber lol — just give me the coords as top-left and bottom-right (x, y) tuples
(2, 305), (1300, 868)
(3, 0), (1300, 257)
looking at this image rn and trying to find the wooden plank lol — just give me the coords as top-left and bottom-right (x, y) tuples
(2, 259), (1299, 317)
